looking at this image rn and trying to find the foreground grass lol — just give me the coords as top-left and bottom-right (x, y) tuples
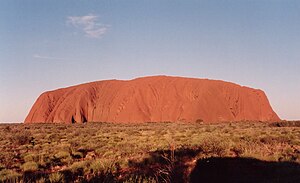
(0, 121), (299, 182)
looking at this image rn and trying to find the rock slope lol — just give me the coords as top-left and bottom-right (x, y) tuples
(25, 76), (280, 123)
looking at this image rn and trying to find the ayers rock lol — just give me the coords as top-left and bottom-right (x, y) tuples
(25, 76), (280, 123)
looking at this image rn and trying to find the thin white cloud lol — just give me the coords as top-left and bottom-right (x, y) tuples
(33, 54), (67, 60)
(67, 14), (109, 38)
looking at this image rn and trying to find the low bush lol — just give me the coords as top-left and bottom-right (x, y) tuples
(9, 131), (32, 145)
(0, 169), (21, 182)
(199, 136), (228, 156)
(24, 154), (38, 162)
(49, 172), (64, 183)
(69, 161), (89, 175)
(55, 151), (71, 159)
(21, 161), (38, 172)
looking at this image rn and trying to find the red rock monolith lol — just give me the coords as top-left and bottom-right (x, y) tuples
(24, 76), (280, 123)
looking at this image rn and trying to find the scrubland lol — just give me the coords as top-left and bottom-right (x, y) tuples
(0, 121), (299, 182)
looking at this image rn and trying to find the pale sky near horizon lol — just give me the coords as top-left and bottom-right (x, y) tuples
(0, 0), (299, 122)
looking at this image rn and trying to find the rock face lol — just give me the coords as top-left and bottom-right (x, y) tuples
(24, 76), (280, 123)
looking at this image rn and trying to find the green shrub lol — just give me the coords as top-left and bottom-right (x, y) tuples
(49, 172), (64, 183)
(24, 154), (38, 162)
(21, 161), (38, 172)
(0, 169), (21, 182)
(90, 160), (105, 174)
(199, 136), (227, 156)
(10, 131), (32, 145)
(55, 151), (70, 159)
(69, 161), (89, 174)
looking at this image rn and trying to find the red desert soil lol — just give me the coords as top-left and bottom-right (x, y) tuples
(25, 76), (280, 123)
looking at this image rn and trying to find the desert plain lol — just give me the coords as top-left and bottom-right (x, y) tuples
(0, 121), (299, 182)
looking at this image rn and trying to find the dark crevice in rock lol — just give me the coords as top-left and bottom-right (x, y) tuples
(71, 116), (76, 124)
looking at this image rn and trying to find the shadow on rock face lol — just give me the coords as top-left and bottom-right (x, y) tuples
(190, 157), (300, 183)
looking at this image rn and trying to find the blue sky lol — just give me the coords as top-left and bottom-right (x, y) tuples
(0, 0), (299, 122)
